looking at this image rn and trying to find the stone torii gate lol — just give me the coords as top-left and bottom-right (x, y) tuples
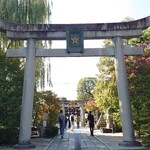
(0, 16), (149, 148)
(60, 99), (87, 127)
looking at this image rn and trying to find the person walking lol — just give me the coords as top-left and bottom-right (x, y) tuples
(70, 113), (74, 131)
(58, 110), (65, 138)
(76, 114), (80, 128)
(65, 115), (69, 129)
(88, 111), (94, 136)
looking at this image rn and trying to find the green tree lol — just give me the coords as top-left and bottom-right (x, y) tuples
(33, 91), (61, 128)
(93, 18), (150, 138)
(126, 28), (150, 139)
(0, 0), (52, 127)
(94, 57), (119, 112)
(77, 77), (97, 100)
(0, 0), (51, 23)
(0, 51), (24, 127)
(93, 40), (120, 128)
(0, 0), (52, 90)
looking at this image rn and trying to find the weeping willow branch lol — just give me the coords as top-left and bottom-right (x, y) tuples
(0, 0), (53, 90)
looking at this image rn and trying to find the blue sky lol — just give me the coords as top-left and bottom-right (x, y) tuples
(130, 0), (150, 19)
(48, 0), (150, 100)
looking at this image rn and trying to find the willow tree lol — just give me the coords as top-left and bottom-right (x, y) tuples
(0, 0), (51, 23)
(0, 0), (52, 89)
(0, 0), (52, 127)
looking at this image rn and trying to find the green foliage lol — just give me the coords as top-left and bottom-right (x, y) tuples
(33, 91), (61, 128)
(0, 0), (52, 129)
(126, 28), (150, 140)
(94, 28), (150, 140)
(141, 136), (150, 146)
(121, 16), (134, 22)
(94, 39), (120, 127)
(0, 127), (19, 145)
(0, 0), (52, 91)
(0, 0), (52, 23)
(35, 58), (52, 90)
(77, 77), (97, 100)
(0, 51), (23, 127)
(44, 127), (59, 138)
(129, 28), (150, 47)
(35, 58), (45, 89)
(94, 57), (119, 112)
(127, 54), (150, 138)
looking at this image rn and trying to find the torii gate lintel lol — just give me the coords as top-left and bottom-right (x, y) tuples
(6, 45), (143, 58)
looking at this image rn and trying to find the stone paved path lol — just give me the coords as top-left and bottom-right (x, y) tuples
(46, 128), (110, 150)
(1, 128), (149, 150)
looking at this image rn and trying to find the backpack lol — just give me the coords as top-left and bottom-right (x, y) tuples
(71, 115), (74, 122)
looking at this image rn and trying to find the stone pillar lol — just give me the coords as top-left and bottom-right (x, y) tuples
(113, 37), (141, 147)
(80, 102), (85, 127)
(106, 107), (113, 129)
(41, 112), (47, 137)
(14, 38), (36, 149)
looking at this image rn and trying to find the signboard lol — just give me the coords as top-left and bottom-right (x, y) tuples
(66, 28), (84, 53)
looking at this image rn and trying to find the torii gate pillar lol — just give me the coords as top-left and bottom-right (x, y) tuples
(14, 38), (36, 149)
(114, 37), (141, 146)
(80, 101), (85, 127)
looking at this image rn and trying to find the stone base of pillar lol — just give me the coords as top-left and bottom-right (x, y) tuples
(13, 143), (35, 149)
(119, 140), (142, 147)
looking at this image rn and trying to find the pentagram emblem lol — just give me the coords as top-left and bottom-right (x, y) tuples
(66, 28), (84, 53)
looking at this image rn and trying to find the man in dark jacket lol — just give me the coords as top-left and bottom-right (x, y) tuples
(88, 111), (94, 136)
(58, 110), (65, 138)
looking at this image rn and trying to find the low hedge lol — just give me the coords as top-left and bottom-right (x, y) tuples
(141, 136), (150, 147)
(0, 128), (18, 145)
(44, 127), (59, 137)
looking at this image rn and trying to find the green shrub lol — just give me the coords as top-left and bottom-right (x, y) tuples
(141, 136), (150, 147)
(0, 128), (18, 145)
(44, 127), (59, 137)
